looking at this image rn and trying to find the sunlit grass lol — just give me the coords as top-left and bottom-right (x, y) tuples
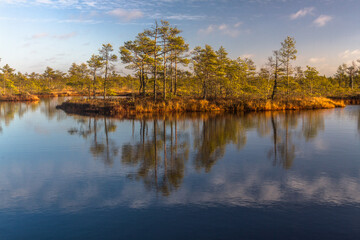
(57, 96), (346, 117)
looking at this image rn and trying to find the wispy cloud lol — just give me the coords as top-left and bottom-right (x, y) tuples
(198, 22), (243, 38)
(241, 54), (254, 59)
(165, 14), (204, 20)
(32, 32), (48, 39)
(339, 49), (360, 59)
(83, 1), (96, 7)
(0, 0), (27, 4)
(108, 8), (144, 21)
(290, 7), (314, 20)
(31, 31), (77, 40)
(0, 0), (160, 10)
(53, 32), (77, 39)
(35, 0), (53, 4)
(309, 57), (326, 63)
(313, 15), (332, 27)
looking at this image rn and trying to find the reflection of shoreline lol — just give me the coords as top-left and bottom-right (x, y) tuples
(1, 100), (360, 212)
(0, 98), (69, 132)
(65, 110), (331, 198)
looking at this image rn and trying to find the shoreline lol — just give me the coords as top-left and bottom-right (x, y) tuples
(55, 97), (346, 117)
(0, 94), (40, 102)
(0, 91), (133, 102)
(328, 95), (360, 105)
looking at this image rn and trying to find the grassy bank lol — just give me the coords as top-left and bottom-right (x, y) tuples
(56, 97), (345, 117)
(328, 94), (360, 105)
(0, 91), (82, 101)
(37, 91), (81, 98)
(0, 94), (39, 102)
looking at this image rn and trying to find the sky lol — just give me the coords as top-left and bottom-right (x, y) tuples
(0, 0), (360, 76)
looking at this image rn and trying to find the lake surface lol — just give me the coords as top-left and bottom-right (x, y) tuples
(0, 98), (360, 240)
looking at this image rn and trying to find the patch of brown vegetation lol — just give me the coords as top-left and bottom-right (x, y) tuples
(56, 97), (345, 117)
(37, 91), (82, 98)
(0, 94), (39, 102)
(329, 95), (360, 105)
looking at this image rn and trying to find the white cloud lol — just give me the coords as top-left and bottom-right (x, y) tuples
(198, 22), (243, 38)
(108, 8), (144, 21)
(165, 14), (204, 20)
(290, 7), (314, 20)
(241, 54), (254, 59)
(198, 25), (216, 35)
(32, 32), (49, 39)
(35, 0), (53, 4)
(313, 15), (332, 27)
(309, 57), (326, 63)
(31, 32), (77, 40)
(0, 0), (27, 3)
(53, 31), (77, 39)
(234, 22), (242, 28)
(339, 49), (360, 59)
(218, 24), (227, 30)
(82, 1), (96, 7)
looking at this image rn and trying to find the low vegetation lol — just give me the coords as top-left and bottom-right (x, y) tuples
(0, 93), (39, 102)
(56, 97), (345, 117)
(1, 20), (360, 110)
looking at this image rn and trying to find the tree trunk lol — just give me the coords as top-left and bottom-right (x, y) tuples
(3, 73), (6, 95)
(170, 57), (173, 94)
(103, 63), (108, 100)
(163, 120), (167, 177)
(163, 39), (167, 100)
(203, 77), (207, 100)
(175, 56), (178, 96)
(154, 120), (158, 187)
(286, 62), (289, 98)
(93, 71), (96, 99)
(271, 56), (279, 100)
(153, 24), (158, 102)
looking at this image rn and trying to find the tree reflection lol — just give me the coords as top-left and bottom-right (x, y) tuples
(41, 98), (68, 121)
(0, 101), (40, 132)
(302, 111), (325, 141)
(278, 113), (296, 169)
(64, 108), (345, 195)
(268, 112), (296, 169)
(121, 117), (190, 196)
(358, 110), (360, 134)
(68, 116), (119, 166)
(0, 98), (71, 133)
(267, 111), (326, 169)
(193, 115), (247, 172)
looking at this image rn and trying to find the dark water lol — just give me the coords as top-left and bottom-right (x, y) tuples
(1, 98), (360, 240)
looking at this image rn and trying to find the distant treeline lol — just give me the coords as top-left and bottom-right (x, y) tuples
(1, 20), (359, 99)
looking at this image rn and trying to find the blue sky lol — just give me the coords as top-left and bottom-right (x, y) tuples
(0, 0), (359, 76)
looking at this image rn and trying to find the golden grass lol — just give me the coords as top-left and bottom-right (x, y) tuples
(0, 94), (39, 102)
(57, 96), (346, 117)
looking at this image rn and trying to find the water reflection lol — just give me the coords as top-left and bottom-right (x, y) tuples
(122, 118), (191, 196)
(60, 109), (337, 198)
(66, 111), (329, 172)
(68, 117), (119, 166)
(2, 99), (360, 239)
(359, 111), (360, 133)
(192, 115), (248, 172)
(268, 112), (296, 169)
(1, 100), (360, 209)
(0, 102), (36, 130)
(0, 98), (69, 133)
